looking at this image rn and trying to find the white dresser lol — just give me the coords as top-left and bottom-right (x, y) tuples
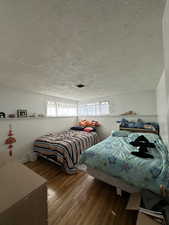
(0, 158), (47, 225)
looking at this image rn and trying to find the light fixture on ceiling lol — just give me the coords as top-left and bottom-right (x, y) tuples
(76, 84), (85, 88)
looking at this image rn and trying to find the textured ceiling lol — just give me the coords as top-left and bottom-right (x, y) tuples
(0, 0), (165, 100)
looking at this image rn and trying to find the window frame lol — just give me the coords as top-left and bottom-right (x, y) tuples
(78, 101), (110, 116)
(46, 101), (77, 117)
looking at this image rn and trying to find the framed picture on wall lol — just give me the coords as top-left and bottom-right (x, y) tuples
(17, 109), (28, 118)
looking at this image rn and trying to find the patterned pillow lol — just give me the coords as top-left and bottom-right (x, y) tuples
(112, 130), (130, 137)
(84, 127), (95, 132)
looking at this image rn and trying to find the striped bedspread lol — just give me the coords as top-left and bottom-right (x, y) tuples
(33, 130), (98, 174)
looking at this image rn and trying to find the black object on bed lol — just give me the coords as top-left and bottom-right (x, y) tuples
(70, 126), (84, 131)
(130, 135), (155, 159)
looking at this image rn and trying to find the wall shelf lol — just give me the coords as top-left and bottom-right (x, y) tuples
(0, 114), (157, 121)
(0, 116), (76, 121)
(78, 114), (157, 118)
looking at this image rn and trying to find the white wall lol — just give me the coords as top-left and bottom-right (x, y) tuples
(0, 87), (158, 159)
(0, 117), (77, 162)
(0, 86), (77, 116)
(79, 90), (157, 139)
(80, 90), (156, 116)
(156, 71), (169, 146)
(163, 0), (169, 147)
(0, 86), (77, 162)
(156, 0), (169, 147)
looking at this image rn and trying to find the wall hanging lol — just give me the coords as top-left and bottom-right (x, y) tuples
(5, 124), (16, 157)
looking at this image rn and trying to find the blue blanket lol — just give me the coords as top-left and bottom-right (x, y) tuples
(80, 132), (169, 194)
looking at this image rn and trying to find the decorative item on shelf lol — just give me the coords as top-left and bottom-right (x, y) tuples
(8, 114), (16, 118)
(120, 110), (137, 116)
(29, 113), (36, 118)
(17, 109), (28, 118)
(38, 114), (45, 118)
(0, 112), (6, 118)
(5, 124), (16, 157)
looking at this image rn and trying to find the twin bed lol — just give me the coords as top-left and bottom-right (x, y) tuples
(33, 128), (169, 195)
(34, 130), (98, 174)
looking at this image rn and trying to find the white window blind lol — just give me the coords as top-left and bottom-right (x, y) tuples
(78, 101), (110, 116)
(47, 101), (57, 117)
(56, 103), (77, 116)
(47, 101), (77, 117)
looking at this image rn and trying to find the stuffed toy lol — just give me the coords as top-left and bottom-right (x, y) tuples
(79, 120), (88, 127)
(79, 120), (100, 127)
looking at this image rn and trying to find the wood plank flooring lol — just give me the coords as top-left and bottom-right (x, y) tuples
(26, 158), (137, 225)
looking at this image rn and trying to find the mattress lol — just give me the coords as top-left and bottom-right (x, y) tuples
(34, 130), (98, 174)
(80, 132), (169, 194)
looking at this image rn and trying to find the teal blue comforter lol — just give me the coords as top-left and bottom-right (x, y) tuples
(80, 133), (169, 194)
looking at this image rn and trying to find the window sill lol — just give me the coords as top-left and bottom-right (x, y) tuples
(46, 116), (77, 118)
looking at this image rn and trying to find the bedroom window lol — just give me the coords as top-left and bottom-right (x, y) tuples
(47, 101), (57, 117)
(56, 103), (77, 116)
(47, 101), (77, 117)
(78, 101), (110, 116)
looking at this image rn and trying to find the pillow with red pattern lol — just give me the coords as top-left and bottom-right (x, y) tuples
(84, 127), (95, 132)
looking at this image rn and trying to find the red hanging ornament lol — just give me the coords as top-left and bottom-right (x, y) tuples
(5, 124), (16, 157)
(9, 149), (12, 157)
(5, 137), (16, 145)
(8, 144), (13, 149)
(8, 130), (13, 136)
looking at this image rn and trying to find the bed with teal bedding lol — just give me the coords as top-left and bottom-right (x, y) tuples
(80, 132), (169, 194)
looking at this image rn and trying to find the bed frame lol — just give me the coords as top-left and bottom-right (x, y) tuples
(120, 127), (159, 135)
(37, 153), (63, 168)
(87, 167), (139, 196)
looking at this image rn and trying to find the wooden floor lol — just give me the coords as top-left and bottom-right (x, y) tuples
(26, 158), (137, 225)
